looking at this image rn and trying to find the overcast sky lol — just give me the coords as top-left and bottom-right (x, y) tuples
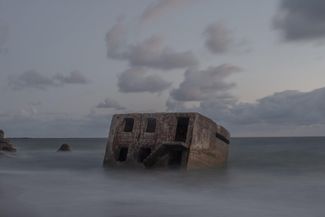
(1, 0), (325, 137)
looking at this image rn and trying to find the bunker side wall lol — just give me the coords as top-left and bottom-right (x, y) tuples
(187, 114), (229, 169)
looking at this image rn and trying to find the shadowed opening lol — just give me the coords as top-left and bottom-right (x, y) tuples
(138, 147), (152, 163)
(216, 132), (230, 144)
(146, 118), (156, 133)
(175, 117), (189, 142)
(124, 118), (134, 132)
(168, 150), (183, 168)
(118, 147), (128, 162)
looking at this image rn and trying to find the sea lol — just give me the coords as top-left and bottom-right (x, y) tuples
(0, 137), (325, 217)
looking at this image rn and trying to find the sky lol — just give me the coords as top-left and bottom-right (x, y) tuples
(1, 0), (325, 137)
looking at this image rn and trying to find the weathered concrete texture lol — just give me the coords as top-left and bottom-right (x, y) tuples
(0, 129), (16, 152)
(187, 115), (229, 169)
(103, 113), (230, 170)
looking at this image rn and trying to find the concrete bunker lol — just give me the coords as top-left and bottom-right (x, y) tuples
(103, 112), (230, 169)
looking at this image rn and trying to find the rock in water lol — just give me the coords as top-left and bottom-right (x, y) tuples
(57, 144), (71, 152)
(0, 129), (16, 152)
(1, 142), (17, 152)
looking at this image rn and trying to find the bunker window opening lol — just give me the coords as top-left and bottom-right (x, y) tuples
(124, 118), (134, 132)
(138, 147), (152, 163)
(146, 118), (156, 133)
(175, 117), (189, 142)
(216, 132), (230, 144)
(117, 147), (128, 162)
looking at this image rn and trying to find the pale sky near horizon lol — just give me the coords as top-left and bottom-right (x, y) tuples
(1, 0), (325, 137)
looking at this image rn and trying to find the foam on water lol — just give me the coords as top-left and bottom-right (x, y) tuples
(0, 137), (325, 217)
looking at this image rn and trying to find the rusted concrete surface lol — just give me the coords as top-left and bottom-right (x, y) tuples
(103, 112), (230, 169)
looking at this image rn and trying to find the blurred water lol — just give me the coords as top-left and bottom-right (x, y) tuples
(0, 137), (325, 217)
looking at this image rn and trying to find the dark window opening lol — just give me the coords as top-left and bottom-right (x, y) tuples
(216, 132), (230, 144)
(117, 147), (128, 162)
(138, 147), (152, 163)
(146, 118), (156, 133)
(175, 117), (189, 142)
(168, 150), (183, 168)
(124, 118), (134, 132)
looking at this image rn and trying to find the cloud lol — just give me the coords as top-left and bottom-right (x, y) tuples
(127, 36), (198, 70)
(10, 70), (89, 90)
(170, 64), (241, 102)
(168, 86), (325, 136)
(4, 87), (325, 137)
(96, 98), (125, 110)
(274, 0), (325, 41)
(232, 88), (325, 125)
(54, 70), (89, 84)
(10, 70), (57, 90)
(105, 20), (127, 59)
(185, 87), (325, 126)
(204, 22), (232, 54)
(118, 67), (172, 93)
(141, 0), (188, 22)
(105, 24), (198, 70)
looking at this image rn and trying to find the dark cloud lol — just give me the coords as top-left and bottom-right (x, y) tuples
(204, 22), (232, 54)
(141, 0), (188, 22)
(118, 67), (171, 93)
(187, 87), (325, 126)
(232, 88), (325, 125)
(167, 87), (325, 136)
(10, 70), (89, 90)
(106, 24), (198, 70)
(54, 70), (89, 84)
(96, 98), (125, 110)
(170, 64), (241, 102)
(274, 0), (325, 41)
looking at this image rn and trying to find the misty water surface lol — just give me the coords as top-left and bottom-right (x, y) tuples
(0, 137), (325, 217)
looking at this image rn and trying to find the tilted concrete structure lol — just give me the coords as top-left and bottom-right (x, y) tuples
(103, 112), (230, 169)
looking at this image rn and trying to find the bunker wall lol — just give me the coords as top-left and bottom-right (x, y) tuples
(103, 113), (197, 167)
(187, 114), (229, 169)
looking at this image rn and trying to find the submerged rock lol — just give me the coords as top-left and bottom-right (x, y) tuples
(57, 144), (71, 152)
(0, 129), (16, 152)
